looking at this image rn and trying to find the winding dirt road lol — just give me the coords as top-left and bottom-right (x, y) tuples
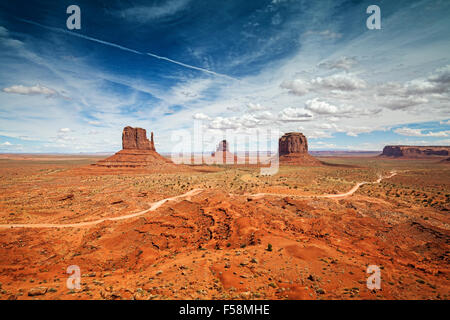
(249, 171), (397, 199)
(0, 188), (203, 229)
(0, 171), (397, 229)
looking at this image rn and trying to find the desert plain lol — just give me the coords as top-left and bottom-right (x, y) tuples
(0, 151), (448, 300)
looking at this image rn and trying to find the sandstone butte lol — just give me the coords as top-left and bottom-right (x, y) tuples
(278, 132), (322, 165)
(94, 126), (176, 169)
(381, 145), (450, 159)
(210, 140), (239, 164)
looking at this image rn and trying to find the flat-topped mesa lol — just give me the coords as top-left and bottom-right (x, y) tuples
(278, 132), (321, 166)
(381, 145), (450, 158)
(279, 132), (308, 156)
(122, 126), (155, 151)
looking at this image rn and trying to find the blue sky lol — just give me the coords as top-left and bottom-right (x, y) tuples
(0, 0), (449, 153)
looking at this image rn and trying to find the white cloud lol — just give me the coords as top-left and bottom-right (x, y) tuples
(280, 79), (309, 96)
(253, 111), (275, 120)
(2, 84), (57, 96)
(305, 98), (338, 114)
(278, 107), (313, 122)
(305, 130), (333, 139)
(378, 65), (450, 99)
(247, 102), (266, 111)
(317, 56), (358, 71)
(394, 127), (450, 137)
(192, 112), (210, 120)
(380, 96), (428, 110)
(208, 117), (240, 130)
(281, 73), (366, 97)
(311, 74), (366, 91)
(239, 114), (259, 128)
(58, 128), (71, 133)
(1, 141), (12, 146)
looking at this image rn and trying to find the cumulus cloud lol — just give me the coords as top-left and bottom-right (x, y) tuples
(317, 56), (358, 71)
(253, 111), (275, 120)
(278, 107), (313, 122)
(208, 117), (240, 130)
(281, 73), (366, 97)
(344, 127), (374, 137)
(379, 96), (428, 110)
(394, 127), (450, 137)
(304, 98), (338, 114)
(58, 128), (71, 133)
(377, 65), (450, 101)
(311, 74), (366, 91)
(1, 141), (12, 146)
(239, 114), (259, 128)
(2, 84), (57, 96)
(280, 79), (309, 96)
(305, 130), (333, 139)
(428, 65), (450, 85)
(247, 102), (266, 111)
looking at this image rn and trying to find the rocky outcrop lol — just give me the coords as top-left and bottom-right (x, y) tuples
(279, 132), (308, 156)
(278, 132), (321, 165)
(381, 145), (450, 158)
(94, 127), (177, 170)
(216, 140), (229, 152)
(211, 140), (238, 164)
(122, 126), (155, 151)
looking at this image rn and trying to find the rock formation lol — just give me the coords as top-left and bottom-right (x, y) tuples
(278, 132), (321, 165)
(381, 145), (450, 158)
(279, 132), (308, 156)
(94, 126), (177, 170)
(211, 140), (239, 164)
(122, 126), (155, 151)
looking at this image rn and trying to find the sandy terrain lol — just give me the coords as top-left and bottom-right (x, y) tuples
(0, 155), (448, 300)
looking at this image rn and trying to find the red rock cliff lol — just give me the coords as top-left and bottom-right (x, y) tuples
(122, 126), (155, 151)
(279, 132), (308, 156)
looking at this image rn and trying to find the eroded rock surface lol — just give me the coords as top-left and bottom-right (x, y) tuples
(122, 126), (155, 151)
(381, 145), (450, 158)
(279, 132), (308, 156)
(278, 132), (321, 165)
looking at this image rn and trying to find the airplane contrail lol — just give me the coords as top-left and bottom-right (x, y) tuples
(15, 17), (236, 80)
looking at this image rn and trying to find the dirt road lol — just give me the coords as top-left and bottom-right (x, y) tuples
(0, 172), (397, 229)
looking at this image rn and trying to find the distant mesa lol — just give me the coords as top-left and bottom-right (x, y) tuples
(94, 126), (176, 169)
(380, 145), (450, 158)
(278, 132), (321, 165)
(211, 140), (239, 164)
